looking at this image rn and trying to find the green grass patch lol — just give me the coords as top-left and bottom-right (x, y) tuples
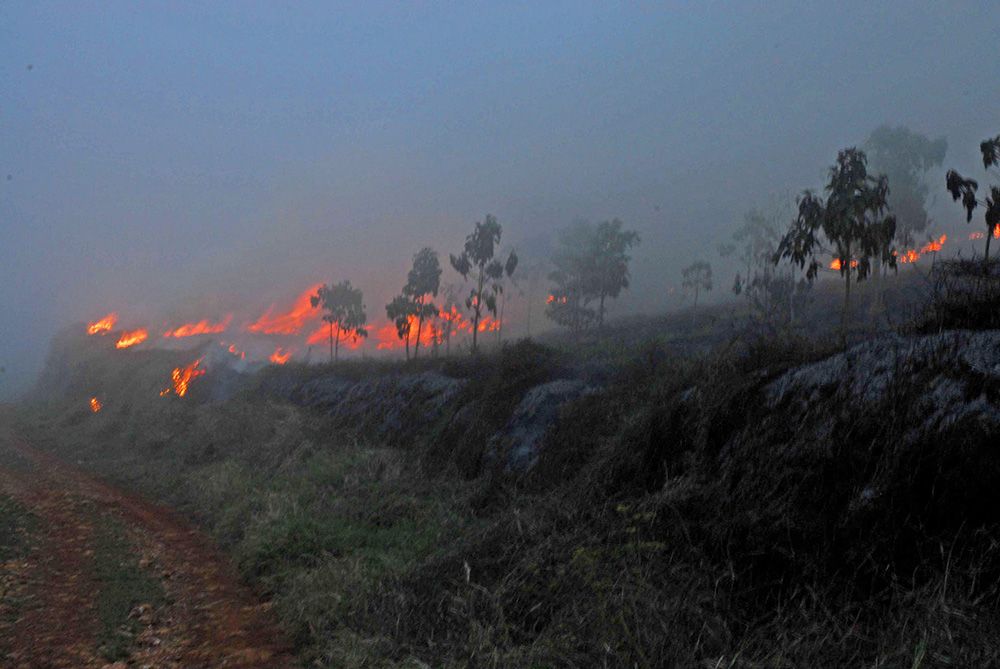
(93, 516), (165, 662)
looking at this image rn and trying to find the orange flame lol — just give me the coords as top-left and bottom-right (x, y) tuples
(159, 358), (205, 397)
(89, 397), (102, 413)
(163, 314), (232, 338)
(440, 305), (471, 332)
(269, 347), (293, 365)
(247, 284), (323, 335)
(87, 312), (118, 335)
(115, 328), (148, 349)
(829, 258), (860, 271)
(304, 323), (365, 349)
(546, 294), (568, 305)
(223, 342), (246, 360)
(994, 224), (1000, 240)
(478, 316), (501, 332)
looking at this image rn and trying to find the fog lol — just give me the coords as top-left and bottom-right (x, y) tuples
(2, 2), (998, 397)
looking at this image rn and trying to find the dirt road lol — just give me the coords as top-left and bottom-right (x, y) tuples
(0, 428), (295, 668)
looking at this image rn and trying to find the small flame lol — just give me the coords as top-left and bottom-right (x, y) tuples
(89, 397), (102, 413)
(970, 231), (985, 240)
(546, 294), (567, 305)
(247, 284), (323, 335)
(160, 358), (205, 397)
(994, 224), (1000, 240)
(163, 314), (232, 338)
(223, 342), (246, 360)
(87, 312), (118, 335)
(115, 328), (148, 349)
(269, 347), (293, 365)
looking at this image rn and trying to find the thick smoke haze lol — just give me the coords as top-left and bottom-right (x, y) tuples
(2, 2), (999, 397)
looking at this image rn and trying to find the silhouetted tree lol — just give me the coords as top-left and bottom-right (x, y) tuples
(545, 219), (639, 332)
(591, 219), (640, 327)
(450, 214), (518, 353)
(681, 261), (713, 308)
(775, 148), (897, 330)
(404, 247), (442, 359)
(946, 134), (1000, 263)
(311, 281), (369, 363)
(864, 125), (946, 245)
(385, 294), (418, 361)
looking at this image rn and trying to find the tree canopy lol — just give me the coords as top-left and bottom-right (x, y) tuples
(945, 134), (1000, 262)
(775, 147), (897, 328)
(310, 280), (369, 362)
(450, 214), (518, 353)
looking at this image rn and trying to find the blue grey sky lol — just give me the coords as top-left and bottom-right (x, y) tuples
(2, 1), (999, 395)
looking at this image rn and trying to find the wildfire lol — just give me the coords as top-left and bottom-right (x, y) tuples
(829, 258), (860, 271)
(89, 397), (102, 413)
(970, 231), (985, 240)
(305, 323), (365, 349)
(995, 224), (1000, 240)
(115, 328), (149, 349)
(440, 305), (471, 332)
(478, 316), (501, 332)
(163, 314), (232, 338)
(87, 312), (118, 335)
(223, 342), (246, 360)
(247, 284), (323, 335)
(159, 358), (206, 397)
(269, 347), (293, 365)
(546, 294), (568, 305)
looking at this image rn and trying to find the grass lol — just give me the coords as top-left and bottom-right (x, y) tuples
(0, 494), (32, 563)
(93, 516), (165, 662)
(18, 283), (1000, 666)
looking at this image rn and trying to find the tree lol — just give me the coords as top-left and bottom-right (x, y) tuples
(546, 222), (597, 333)
(404, 247), (442, 359)
(385, 294), (418, 360)
(591, 219), (640, 328)
(945, 135), (1000, 263)
(774, 148), (897, 329)
(545, 219), (639, 332)
(681, 261), (712, 308)
(450, 214), (518, 353)
(310, 281), (369, 363)
(437, 283), (463, 356)
(864, 125), (947, 245)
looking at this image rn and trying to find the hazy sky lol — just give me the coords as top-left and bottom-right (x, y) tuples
(2, 1), (999, 395)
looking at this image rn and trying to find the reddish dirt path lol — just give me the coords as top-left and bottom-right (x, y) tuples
(0, 431), (296, 668)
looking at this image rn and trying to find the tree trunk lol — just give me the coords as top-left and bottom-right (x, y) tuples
(414, 297), (424, 360)
(328, 322), (334, 364)
(404, 331), (410, 361)
(471, 269), (484, 354)
(986, 230), (992, 265)
(598, 292), (606, 329)
(842, 263), (851, 339)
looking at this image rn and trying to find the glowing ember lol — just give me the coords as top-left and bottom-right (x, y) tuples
(159, 358), (205, 397)
(87, 312), (118, 335)
(89, 397), (102, 413)
(546, 294), (568, 305)
(163, 314), (232, 338)
(970, 231), (985, 240)
(115, 328), (148, 349)
(269, 347), (293, 365)
(247, 284), (323, 335)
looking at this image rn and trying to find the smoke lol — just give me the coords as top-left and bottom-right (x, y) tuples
(2, 2), (999, 397)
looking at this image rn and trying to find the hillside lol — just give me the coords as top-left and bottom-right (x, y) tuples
(10, 267), (1000, 666)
